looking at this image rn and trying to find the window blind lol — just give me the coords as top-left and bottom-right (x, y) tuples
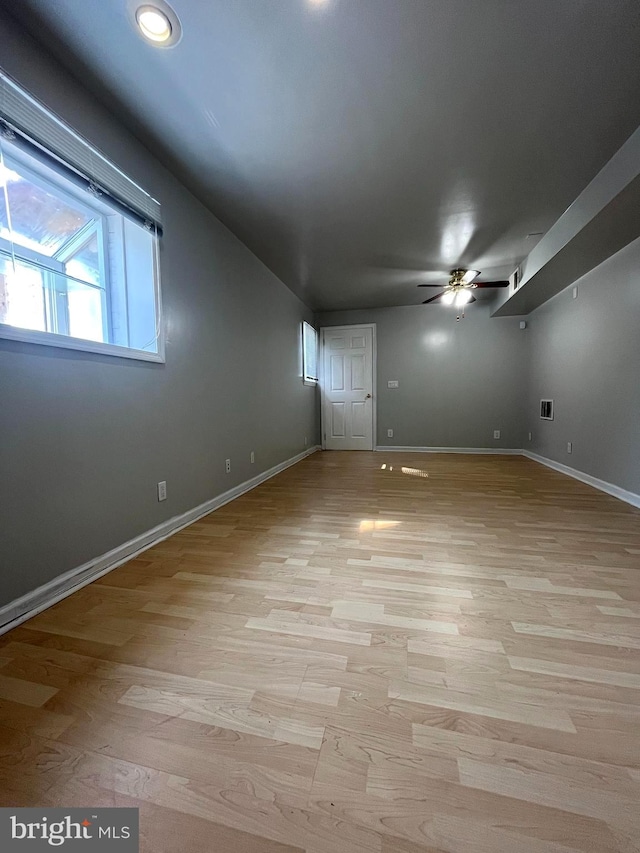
(0, 69), (162, 230)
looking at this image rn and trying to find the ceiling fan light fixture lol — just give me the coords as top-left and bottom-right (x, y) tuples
(442, 290), (456, 305)
(455, 289), (472, 307)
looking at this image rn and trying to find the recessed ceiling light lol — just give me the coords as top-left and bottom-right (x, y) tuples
(136, 5), (172, 42)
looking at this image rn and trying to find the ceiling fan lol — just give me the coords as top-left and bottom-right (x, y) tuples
(419, 268), (509, 314)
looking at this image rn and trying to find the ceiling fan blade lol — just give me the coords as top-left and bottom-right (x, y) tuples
(422, 292), (445, 304)
(468, 295), (477, 303)
(474, 280), (510, 288)
(417, 283), (443, 287)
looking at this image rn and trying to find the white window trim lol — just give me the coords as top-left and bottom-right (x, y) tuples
(302, 320), (318, 386)
(0, 322), (165, 362)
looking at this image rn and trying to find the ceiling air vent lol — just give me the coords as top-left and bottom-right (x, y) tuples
(540, 399), (554, 420)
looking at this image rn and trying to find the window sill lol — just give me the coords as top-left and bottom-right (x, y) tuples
(0, 323), (165, 363)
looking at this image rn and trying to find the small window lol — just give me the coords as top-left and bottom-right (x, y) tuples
(302, 321), (318, 385)
(540, 399), (554, 420)
(0, 72), (162, 362)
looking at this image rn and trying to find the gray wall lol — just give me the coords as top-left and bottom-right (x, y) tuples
(317, 305), (528, 449)
(0, 13), (318, 607)
(526, 236), (640, 494)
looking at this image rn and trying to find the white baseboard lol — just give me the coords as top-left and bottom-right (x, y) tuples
(375, 446), (523, 455)
(523, 451), (640, 510)
(0, 445), (320, 637)
(376, 446), (640, 509)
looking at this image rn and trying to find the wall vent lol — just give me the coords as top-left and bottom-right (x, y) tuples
(511, 266), (522, 289)
(540, 399), (554, 420)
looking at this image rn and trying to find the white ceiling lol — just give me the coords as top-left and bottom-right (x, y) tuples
(7, 0), (640, 310)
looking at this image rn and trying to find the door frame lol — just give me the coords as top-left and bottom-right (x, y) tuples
(319, 323), (377, 451)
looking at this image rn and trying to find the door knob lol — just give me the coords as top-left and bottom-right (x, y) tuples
(365, 393), (372, 399)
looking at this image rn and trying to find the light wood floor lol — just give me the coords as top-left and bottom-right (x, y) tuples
(1, 452), (640, 853)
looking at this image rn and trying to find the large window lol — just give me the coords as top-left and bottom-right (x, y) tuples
(0, 73), (162, 361)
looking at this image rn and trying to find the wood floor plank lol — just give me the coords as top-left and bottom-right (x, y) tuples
(388, 679), (578, 732)
(596, 606), (639, 618)
(412, 723), (640, 794)
(361, 579), (474, 598)
(117, 684), (325, 749)
(507, 656), (640, 689)
(512, 622), (640, 650)
(457, 756), (639, 825)
(501, 577), (623, 599)
(331, 601), (459, 634)
(308, 781), (621, 853)
(0, 673), (59, 707)
(0, 697), (74, 740)
(245, 615), (372, 646)
(408, 636), (506, 656)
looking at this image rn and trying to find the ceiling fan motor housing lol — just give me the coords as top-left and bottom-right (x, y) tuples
(449, 268), (479, 288)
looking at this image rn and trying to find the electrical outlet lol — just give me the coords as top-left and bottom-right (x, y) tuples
(387, 428), (393, 438)
(528, 432), (532, 442)
(225, 458), (231, 474)
(250, 451), (255, 464)
(304, 436), (308, 446)
(157, 481), (167, 502)
(572, 286), (578, 299)
(567, 441), (572, 454)
(493, 430), (501, 440)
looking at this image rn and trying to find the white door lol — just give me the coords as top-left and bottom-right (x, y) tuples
(321, 325), (375, 450)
